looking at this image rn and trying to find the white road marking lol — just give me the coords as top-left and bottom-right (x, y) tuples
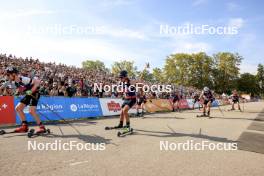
(69, 160), (89, 166)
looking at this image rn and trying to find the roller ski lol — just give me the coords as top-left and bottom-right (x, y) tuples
(136, 111), (145, 117)
(227, 108), (242, 112)
(27, 126), (51, 138)
(0, 123), (29, 135)
(196, 114), (209, 117)
(227, 108), (235, 111)
(105, 124), (124, 130)
(117, 126), (133, 137)
(0, 129), (18, 135)
(196, 111), (211, 118)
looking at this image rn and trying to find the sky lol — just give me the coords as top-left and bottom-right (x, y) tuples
(0, 0), (263, 73)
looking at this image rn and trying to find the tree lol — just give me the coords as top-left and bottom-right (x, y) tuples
(212, 52), (243, 93)
(256, 64), (264, 96)
(189, 52), (213, 89)
(82, 60), (106, 71)
(138, 69), (154, 82)
(111, 60), (137, 78)
(163, 53), (192, 85)
(152, 68), (165, 83)
(237, 73), (259, 96)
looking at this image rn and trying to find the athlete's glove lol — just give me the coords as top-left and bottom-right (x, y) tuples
(26, 90), (32, 95)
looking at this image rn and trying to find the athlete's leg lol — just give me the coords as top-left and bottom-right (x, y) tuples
(203, 102), (207, 115)
(231, 102), (235, 110)
(116, 110), (124, 128)
(207, 101), (212, 116)
(136, 103), (141, 116)
(141, 103), (145, 115)
(14, 103), (28, 132)
(176, 101), (180, 111)
(29, 106), (41, 124)
(15, 103), (27, 122)
(237, 102), (241, 110)
(123, 105), (130, 127)
(29, 106), (46, 133)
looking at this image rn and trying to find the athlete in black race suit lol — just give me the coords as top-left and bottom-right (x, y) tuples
(136, 90), (147, 117)
(115, 70), (137, 128)
(230, 90), (241, 111)
(199, 87), (214, 116)
(172, 92), (181, 112)
(5, 67), (46, 133)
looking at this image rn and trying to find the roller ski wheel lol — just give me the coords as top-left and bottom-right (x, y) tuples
(0, 130), (6, 135)
(27, 128), (51, 138)
(117, 127), (133, 137)
(196, 114), (209, 118)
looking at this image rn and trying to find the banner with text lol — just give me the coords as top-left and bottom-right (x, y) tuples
(14, 97), (102, 124)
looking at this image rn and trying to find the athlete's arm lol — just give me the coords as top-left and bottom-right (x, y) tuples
(199, 91), (204, 100)
(30, 77), (41, 93)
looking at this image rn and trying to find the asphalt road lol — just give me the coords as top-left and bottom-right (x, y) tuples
(0, 102), (264, 176)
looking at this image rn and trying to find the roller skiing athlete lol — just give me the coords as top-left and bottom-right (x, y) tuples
(229, 90), (242, 112)
(3, 67), (48, 135)
(197, 87), (215, 118)
(105, 70), (135, 136)
(136, 90), (147, 117)
(172, 91), (181, 112)
(192, 92), (201, 110)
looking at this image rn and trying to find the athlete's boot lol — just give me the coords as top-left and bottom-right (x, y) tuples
(14, 123), (28, 133)
(123, 125), (130, 132)
(207, 111), (210, 117)
(36, 124), (46, 134)
(114, 122), (123, 129)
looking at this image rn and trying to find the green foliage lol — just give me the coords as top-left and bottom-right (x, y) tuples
(237, 73), (259, 96)
(139, 69), (154, 82)
(152, 68), (165, 83)
(82, 60), (106, 71)
(212, 52), (243, 93)
(164, 53), (192, 84)
(82, 54), (262, 96)
(256, 64), (264, 96)
(111, 60), (138, 78)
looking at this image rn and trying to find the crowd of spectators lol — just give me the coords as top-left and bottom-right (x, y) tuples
(0, 54), (200, 99)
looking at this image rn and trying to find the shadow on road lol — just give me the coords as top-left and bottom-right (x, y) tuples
(134, 126), (237, 143)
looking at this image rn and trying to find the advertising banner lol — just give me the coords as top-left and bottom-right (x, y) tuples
(99, 98), (137, 116)
(145, 99), (173, 112)
(0, 96), (16, 125)
(186, 99), (201, 109)
(14, 97), (102, 124)
(169, 99), (189, 109)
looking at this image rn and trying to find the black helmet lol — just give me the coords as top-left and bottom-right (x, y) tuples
(119, 70), (128, 78)
(6, 67), (19, 74)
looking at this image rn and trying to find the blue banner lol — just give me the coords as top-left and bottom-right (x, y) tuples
(212, 100), (219, 107)
(14, 96), (102, 124)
